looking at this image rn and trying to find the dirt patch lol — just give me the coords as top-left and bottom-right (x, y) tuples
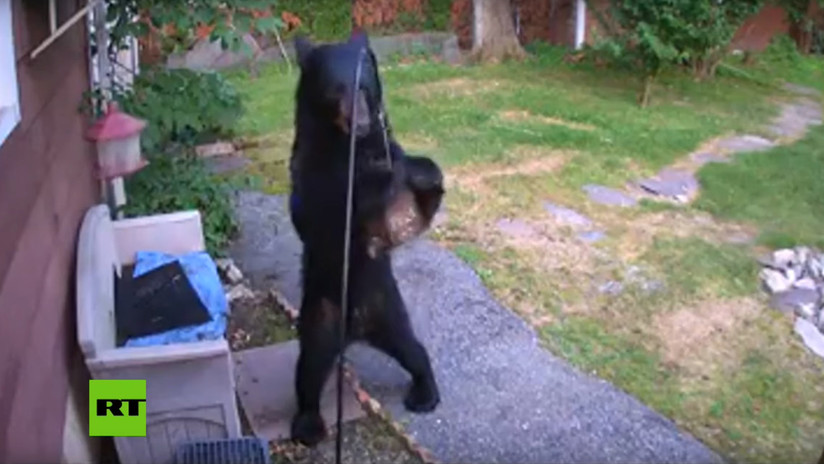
(272, 416), (423, 464)
(604, 210), (757, 261)
(492, 215), (602, 277)
(498, 110), (597, 131)
(406, 77), (504, 99)
(398, 132), (439, 152)
(227, 290), (296, 351)
(446, 149), (571, 193)
(652, 297), (762, 373)
(239, 129), (295, 153)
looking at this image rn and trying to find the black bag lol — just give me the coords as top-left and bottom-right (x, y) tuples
(115, 260), (211, 343)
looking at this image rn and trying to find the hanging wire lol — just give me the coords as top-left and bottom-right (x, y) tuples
(335, 46), (369, 464)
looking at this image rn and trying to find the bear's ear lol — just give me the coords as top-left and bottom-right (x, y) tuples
(294, 35), (315, 67)
(348, 30), (370, 49)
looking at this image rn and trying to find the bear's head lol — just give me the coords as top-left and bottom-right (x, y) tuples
(294, 32), (383, 139)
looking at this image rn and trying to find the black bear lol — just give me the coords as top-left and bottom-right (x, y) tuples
(287, 32), (444, 447)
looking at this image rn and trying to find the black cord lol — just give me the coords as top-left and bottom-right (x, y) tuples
(335, 46), (368, 464)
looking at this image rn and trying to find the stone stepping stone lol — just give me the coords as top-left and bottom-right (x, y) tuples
(637, 168), (699, 200)
(205, 154), (251, 174)
(783, 83), (821, 97)
(690, 152), (730, 166)
(578, 230), (606, 243)
(233, 341), (365, 441)
(496, 218), (538, 239)
(770, 288), (819, 317)
(582, 184), (637, 208)
(724, 232), (754, 245)
(768, 100), (823, 138)
(716, 134), (776, 154)
(598, 280), (624, 295)
(543, 201), (592, 228)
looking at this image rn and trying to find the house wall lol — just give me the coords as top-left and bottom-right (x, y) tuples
(731, 4), (790, 51)
(450, 0), (578, 49)
(0, 1), (100, 463)
(513, 0), (576, 47)
(353, 0), (426, 29)
(450, 0), (795, 53)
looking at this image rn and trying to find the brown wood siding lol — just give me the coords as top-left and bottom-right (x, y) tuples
(0, 1), (98, 463)
(732, 4), (790, 51)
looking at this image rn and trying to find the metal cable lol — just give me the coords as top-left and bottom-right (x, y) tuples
(335, 46), (368, 464)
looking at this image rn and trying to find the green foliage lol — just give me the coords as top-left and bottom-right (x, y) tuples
(776, 0), (824, 54)
(113, 68), (243, 154)
(677, 1), (762, 79)
(276, 0), (352, 41)
(762, 34), (804, 65)
(776, 0), (824, 26)
(424, 0), (453, 31)
(123, 154), (238, 255)
(589, 0), (764, 105)
(104, 0), (283, 56)
(97, 68), (244, 255)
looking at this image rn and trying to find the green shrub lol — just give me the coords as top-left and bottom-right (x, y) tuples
(425, 0), (452, 31)
(761, 33), (804, 65)
(278, 0), (351, 41)
(123, 153), (238, 255)
(115, 68), (243, 153)
(588, 0), (763, 106)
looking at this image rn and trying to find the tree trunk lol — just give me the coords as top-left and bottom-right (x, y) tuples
(470, 0), (526, 63)
(638, 72), (656, 108)
(790, 20), (813, 54)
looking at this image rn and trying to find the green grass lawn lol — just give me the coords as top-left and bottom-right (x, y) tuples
(227, 43), (824, 463)
(697, 124), (824, 250)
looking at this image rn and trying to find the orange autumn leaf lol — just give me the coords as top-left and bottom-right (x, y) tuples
(161, 22), (177, 36)
(250, 8), (272, 19)
(282, 11), (302, 28)
(195, 23), (215, 39)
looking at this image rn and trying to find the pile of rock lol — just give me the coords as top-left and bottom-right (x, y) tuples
(759, 246), (824, 331)
(215, 257), (255, 303)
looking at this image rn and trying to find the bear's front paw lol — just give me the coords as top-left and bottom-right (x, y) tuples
(291, 411), (327, 446)
(404, 379), (440, 413)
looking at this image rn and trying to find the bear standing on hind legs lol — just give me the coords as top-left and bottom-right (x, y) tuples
(287, 32), (445, 447)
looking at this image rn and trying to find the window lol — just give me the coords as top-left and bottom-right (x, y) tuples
(0, 0), (21, 146)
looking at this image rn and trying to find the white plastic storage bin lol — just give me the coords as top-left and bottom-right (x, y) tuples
(76, 204), (241, 464)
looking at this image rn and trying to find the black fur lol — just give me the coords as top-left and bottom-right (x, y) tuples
(287, 33), (444, 447)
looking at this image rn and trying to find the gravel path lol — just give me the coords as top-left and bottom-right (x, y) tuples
(230, 191), (722, 464)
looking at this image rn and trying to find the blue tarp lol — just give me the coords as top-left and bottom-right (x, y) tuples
(124, 250), (229, 348)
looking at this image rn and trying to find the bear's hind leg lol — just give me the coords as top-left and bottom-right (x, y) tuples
(291, 299), (341, 446)
(366, 286), (440, 413)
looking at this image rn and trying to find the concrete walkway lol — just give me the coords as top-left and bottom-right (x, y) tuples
(230, 191), (722, 464)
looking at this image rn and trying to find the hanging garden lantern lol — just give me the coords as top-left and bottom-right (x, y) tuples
(85, 102), (148, 180)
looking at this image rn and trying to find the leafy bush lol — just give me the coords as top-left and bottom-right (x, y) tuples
(425, 0), (453, 31)
(589, 0), (763, 106)
(277, 0), (351, 40)
(104, 0), (284, 56)
(762, 34), (804, 65)
(123, 153), (238, 255)
(114, 68), (243, 153)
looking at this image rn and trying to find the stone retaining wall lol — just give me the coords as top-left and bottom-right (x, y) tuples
(166, 31), (461, 71)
